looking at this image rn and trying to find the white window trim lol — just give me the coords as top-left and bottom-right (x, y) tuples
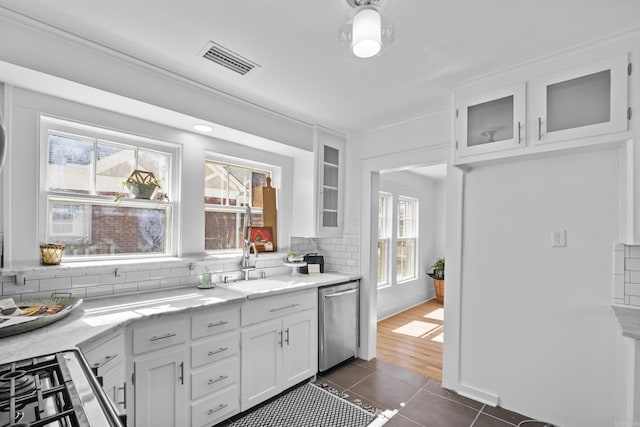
(377, 191), (392, 287)
(38, 115), (181, 261)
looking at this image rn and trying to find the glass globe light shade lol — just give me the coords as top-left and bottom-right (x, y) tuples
(339, 4), (395, 58)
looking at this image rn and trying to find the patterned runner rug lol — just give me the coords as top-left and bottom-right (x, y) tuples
(227, 383), (376, 427)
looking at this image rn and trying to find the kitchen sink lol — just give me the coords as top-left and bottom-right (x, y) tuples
(220, 278), (314, 294)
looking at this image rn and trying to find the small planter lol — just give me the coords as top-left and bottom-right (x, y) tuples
(40, 243), (65, 265)
(433, 278), (445, 304)
(126, 182), (157, 199)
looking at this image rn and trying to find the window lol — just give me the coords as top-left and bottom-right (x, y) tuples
(397, 196), (417, 282)
(41, 116), (176, 259)
(204, 158), (274, 252)
(377, 192), (391, 286)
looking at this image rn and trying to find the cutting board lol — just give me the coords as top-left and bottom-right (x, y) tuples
(262, 177), (277, 251)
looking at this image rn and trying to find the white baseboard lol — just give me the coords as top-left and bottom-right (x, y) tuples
(377, 296), (436, 322)
(457, 383), (499, 407)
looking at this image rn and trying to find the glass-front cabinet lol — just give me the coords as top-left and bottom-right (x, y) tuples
(315, 126), (345, 236)
(455, 83), (526, 158)
(532, 53), (629, 144)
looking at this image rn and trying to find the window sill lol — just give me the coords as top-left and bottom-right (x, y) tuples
(1, 256), (195, 278)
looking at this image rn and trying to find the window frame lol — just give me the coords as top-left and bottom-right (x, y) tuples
(38, 115), (180, 261)
(204, 152), (281, 255)
(396, 195), (418, 283)
(377, 191), (392, 287)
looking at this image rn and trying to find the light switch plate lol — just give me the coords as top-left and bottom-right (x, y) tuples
(551, 230), (566, 247)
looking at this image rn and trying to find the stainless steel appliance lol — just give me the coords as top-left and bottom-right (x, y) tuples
(318, 281), (359, 372)
(0, 349), (124, 427)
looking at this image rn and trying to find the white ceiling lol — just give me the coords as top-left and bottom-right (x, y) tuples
(1, 0), (639, 134)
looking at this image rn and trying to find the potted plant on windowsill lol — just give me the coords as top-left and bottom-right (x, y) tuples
(428, 258), (445, 304)
(114, 169), (169, 202)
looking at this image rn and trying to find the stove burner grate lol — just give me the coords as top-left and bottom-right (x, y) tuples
(0, 371), (36, 401)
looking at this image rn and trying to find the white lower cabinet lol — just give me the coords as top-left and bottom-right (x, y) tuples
(240, 290), (318, 411)
(134, 348), (188, 427)
(127, 304), (241, 427)
(79, 328), (127, 417)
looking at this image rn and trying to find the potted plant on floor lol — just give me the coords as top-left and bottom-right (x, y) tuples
(428, 258), (445, 304)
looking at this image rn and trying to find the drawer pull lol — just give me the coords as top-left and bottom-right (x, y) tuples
(207, 320), (229, 328)
(207, 375), (228, 385)
(149, 332), (177, 342)
(118, 382), (127, 409)
(207, 404), (228, 416)
(269, 303), (299, 312)
(92, 353), (118, 370)
(208, 347), (229, 357)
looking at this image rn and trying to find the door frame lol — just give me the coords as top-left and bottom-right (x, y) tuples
(358, 142), (465, 391)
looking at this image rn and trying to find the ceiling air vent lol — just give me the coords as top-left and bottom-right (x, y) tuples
(200, 41), (260, 76)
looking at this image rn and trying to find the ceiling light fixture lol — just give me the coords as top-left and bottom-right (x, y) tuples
(339, 0), (395, 59)
(193, 124), (213, 132)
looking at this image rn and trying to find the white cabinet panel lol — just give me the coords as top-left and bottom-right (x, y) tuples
(455, 83), (526, 158)
(532, 53), (629, 144)
(134, 348), (187, 427)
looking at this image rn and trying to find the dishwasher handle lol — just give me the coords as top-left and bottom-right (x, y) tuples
(323, 288), (358, 298)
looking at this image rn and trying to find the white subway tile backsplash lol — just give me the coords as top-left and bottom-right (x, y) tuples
(625, 282), (640, 296)
(85, 285), (114, 298)
(100, 273), (117, 286)
(625, 258), (640, 272)
(629, 271), (640, 284)
(160, 277), (181, 288)
(71, 275), (102, 287)
(126, 270), (150, 282)
(114, 282), (139, 294)
(630, 296), (640, 306)
(39, 277), (72, 292)
(138, 279), (161, 291)
(629, 246), (640, 259)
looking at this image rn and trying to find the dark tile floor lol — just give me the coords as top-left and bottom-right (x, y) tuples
(315, 358), (548, 427)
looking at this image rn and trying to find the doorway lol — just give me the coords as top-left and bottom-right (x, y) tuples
(374, 164), (446, 380)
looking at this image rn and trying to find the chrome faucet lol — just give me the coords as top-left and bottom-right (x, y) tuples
(241, 205), (258, 280)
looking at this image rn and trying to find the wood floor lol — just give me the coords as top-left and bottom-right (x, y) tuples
(376, 299), (444, 381)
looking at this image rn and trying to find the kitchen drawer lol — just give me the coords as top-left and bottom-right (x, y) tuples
(132, 318), (189, 355)
(241, 289), (316, 326)
(191, 357), (239, 400)
(192, 305), (239, 339)
(191, 385), (239, 427)
(81, 331), (125, 376)
(191, 333), (239, 368)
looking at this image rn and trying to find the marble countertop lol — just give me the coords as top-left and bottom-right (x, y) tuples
(0, 272), (359, 364)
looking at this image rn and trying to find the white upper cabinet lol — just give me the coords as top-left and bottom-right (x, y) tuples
(290, 126), (345, 238)
(455, 83), (526, 158)
(315, 126), (345, 237)
(532, 53), (629, 144)
(453, 51), (631, 165)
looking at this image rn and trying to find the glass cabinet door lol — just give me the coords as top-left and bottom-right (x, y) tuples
(315, 127), (344, 236)
(533, 53), (628, 144)
(456, 83), (526, 158)
(322, 145), (339, 228)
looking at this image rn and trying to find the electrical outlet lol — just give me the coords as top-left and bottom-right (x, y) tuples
(551, 230), (566, 247)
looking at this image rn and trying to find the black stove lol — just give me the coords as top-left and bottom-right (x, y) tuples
(0, 350), (123, 427)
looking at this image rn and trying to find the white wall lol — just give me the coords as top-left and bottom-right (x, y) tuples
(460, 148), (620, 426)
(377, 170), (443, 319)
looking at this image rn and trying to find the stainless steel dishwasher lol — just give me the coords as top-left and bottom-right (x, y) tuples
(318, 281), (359, 372)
